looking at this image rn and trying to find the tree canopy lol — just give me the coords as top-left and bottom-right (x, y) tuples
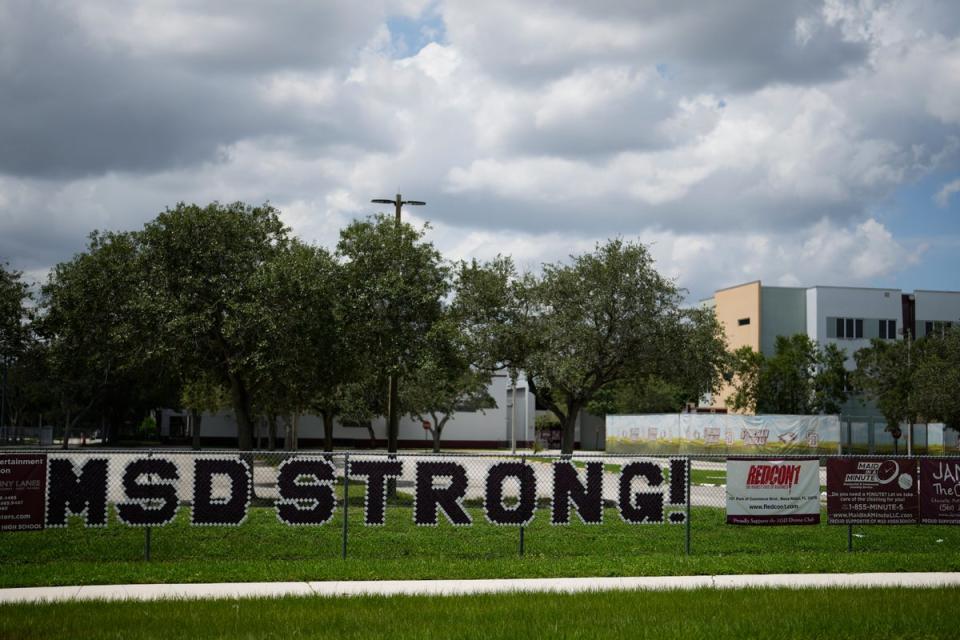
(727, 334), (849, 415)
(494, 239), (723, 454)
(854, 328), (960, 435)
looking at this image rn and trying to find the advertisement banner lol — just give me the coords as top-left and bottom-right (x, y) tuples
(0, 453), (47, 532)
(827, 457), (918, 525)
(726, 457), (820, 525)
(919, 458), (960, 525)
(606, 414), (841, 454)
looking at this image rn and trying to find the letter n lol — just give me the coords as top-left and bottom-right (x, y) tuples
(551, 461), (603, 525)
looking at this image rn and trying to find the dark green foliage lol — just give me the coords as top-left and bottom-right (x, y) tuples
(498, 240), (726, 452)
(138, 202), (292, 449)
(855, 327), (960, 433)
(727, 334), (849, 415)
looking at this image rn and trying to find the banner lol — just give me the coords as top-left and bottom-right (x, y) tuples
(0, 454), (691, 531)
(827, 457), (918, 525)
(606, 414), (841, 454)
(919, 458), (960, 525)
(726, 457), (820, 525)
(0, 454), (47, 532)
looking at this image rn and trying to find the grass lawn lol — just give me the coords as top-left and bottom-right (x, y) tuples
(3, 499), (960, 588)
(2, 587), (959, 639)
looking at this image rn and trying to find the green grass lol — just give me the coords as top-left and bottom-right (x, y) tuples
(3, 503), (960, 588)
(690, 468), (726, 485)
(3, 587), (959, 639)
(567, 461), (726, 485)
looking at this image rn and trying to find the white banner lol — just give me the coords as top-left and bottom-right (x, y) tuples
(606, 414), (841, 454)
(726, 457), (821, 525)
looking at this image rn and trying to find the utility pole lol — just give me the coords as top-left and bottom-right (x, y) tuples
(371, 194), (425, 455)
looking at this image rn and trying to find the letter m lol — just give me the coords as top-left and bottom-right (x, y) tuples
(46, 458), (110, 527)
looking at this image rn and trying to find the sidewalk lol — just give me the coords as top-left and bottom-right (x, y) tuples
(2, 573), (959, 604)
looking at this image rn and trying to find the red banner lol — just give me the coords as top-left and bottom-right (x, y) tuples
(827, 457), (918, 524)
(919, 458), (960, 525)
(0, 453), (47, 532)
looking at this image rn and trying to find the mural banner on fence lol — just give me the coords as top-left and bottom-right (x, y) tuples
(0, 454), (47, 532)
(726, 457), (820, 525)
(606, 414), (841, 454)
(919, 458), (960, 525)
(827, 457), (919, 525)
(0, 454), (691, 531)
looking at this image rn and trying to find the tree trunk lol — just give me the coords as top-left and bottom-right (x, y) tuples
(191, 410), (202, 451)
(321, 410), (335, 452)
(227, 372), (254, 450)
(431, 415), (449, 453)
(62, 408), (70, 450)
(291, 413), (300, 451)
(283, 415), (293, 451)
(387, 375), (399, 453)
(268, 414), (277, 451)
(560, 406), (580, 455)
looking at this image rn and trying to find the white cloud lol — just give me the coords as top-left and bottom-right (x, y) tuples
(935, 178), (960, 207)
(0, 0), (958, 295)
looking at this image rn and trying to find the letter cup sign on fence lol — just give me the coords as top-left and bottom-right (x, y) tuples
(2, 454), (691, 533)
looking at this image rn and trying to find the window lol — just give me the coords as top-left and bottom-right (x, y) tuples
(737, 317), (750, 326)
(926, 321), (955, 337)
(836, 317), (864, 339)
(879, 319), (897, 340)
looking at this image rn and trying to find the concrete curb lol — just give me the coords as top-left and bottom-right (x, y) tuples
(3, 572), (960, 604)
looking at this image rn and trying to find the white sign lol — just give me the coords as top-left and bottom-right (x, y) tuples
(726, 457), (820, 525)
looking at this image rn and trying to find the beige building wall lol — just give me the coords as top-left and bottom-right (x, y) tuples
(711, 281), (761, 413)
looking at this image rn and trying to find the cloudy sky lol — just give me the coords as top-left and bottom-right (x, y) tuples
(1, 0), (958, 301)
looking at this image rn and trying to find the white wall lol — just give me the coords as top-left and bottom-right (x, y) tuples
(914, 290), (960, 325)
(185, 373), (512, 445)
(807, 286), (902, 369)
(805, 287), (818, 341)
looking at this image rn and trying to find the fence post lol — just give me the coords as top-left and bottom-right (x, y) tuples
(144, 451), (152, 561)
(519, 454), (525, 557)
(342, 453), (350, 560)
(685, 456), (692, 555)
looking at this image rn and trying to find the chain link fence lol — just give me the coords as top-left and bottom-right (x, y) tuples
(2, 449), (957, 570)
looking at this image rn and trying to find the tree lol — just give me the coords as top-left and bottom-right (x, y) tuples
(247, 241), (341, 451)
(40, 232), (172, 446)
(0, 261), (31, 433)
(727, 335), (848, 415)
(138, 202), (291, 450)
(587, 307), (729, 415)
(913, 327), (960, 431)
(508, 239), (687, 454)
(812, 343), (849, 415)
(180, 373), (230, 450)
(337, 215), (449, 453)
(725, 345), (765, 414)
(853, 337), (916, 450)
(401, 316), (496, 452)
(0, 261), (30, 362)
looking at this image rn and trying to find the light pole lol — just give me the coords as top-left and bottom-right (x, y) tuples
(371, 194), (425, 455)
(899, 325), (914, 456)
